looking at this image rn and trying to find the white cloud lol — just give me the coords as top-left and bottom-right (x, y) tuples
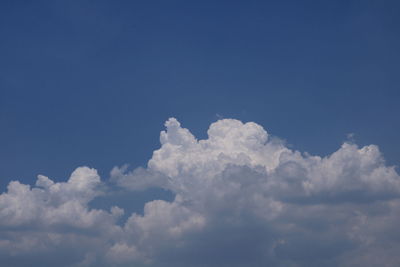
(0, 167), (119, 229)
(1, 118), (400, 266)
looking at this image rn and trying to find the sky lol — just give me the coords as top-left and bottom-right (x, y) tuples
(1, 1), (400, 266)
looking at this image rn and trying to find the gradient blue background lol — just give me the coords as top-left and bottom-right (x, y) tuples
(1, 0), (399, 190)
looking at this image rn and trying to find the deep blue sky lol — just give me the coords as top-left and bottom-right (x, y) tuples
(1, 0), (399, 188)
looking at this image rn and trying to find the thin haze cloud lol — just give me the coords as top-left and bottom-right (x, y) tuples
(1, 118), (400, 266)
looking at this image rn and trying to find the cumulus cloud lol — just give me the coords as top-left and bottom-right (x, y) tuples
(1, 118), (400, 266)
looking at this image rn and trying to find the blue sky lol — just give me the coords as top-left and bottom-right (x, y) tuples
(1, 1), (400, 266)
(1, 0), (399, 185)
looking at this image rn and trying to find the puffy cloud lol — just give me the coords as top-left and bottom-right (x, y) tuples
(0, 167), (120, 229)
(1, 118), (400, 266)
(0, 167), (124, 266)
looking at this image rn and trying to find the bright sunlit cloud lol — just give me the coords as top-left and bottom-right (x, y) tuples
(1, 118), (400, 266)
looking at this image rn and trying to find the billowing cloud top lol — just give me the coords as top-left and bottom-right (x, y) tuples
(1, 118), (400, 266)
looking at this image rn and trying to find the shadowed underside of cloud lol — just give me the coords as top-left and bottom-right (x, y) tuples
(1, 118), (400, 266)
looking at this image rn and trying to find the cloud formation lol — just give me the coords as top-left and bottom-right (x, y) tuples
(1, 118), (400, 266)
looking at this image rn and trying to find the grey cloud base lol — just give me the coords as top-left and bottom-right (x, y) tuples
(1, 118), (400, 266)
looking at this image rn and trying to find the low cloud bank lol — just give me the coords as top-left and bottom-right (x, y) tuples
(1, 118), (400, 266)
